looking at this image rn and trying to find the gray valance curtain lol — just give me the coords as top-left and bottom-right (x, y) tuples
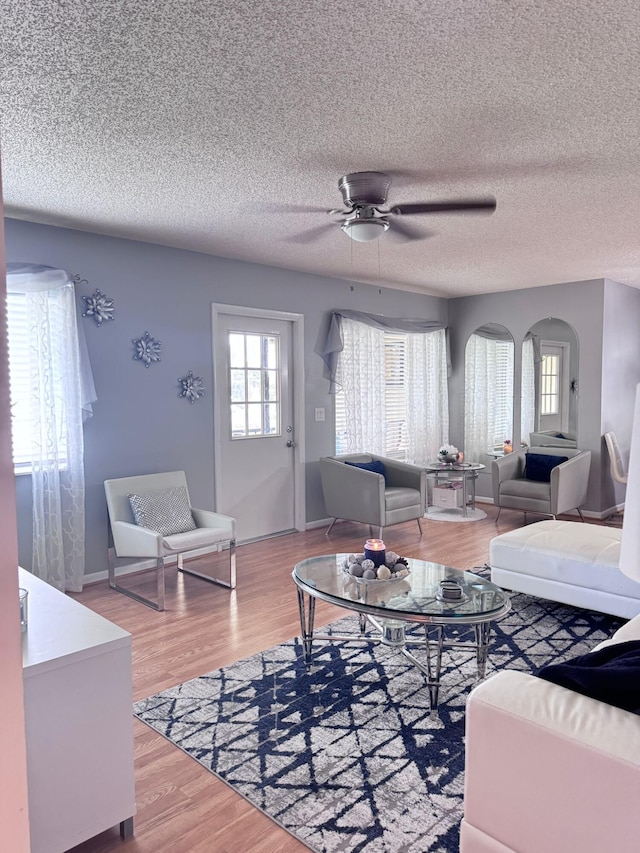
(317, 309), (449, 392)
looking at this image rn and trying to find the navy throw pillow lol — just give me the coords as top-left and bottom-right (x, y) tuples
(345, 459), (386, 479)
(524, 453), (569, 482)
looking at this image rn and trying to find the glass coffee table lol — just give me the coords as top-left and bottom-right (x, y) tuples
(292, 555), (510, 712)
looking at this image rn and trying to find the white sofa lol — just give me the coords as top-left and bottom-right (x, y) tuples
(460, 613), (640, 852)
(490, 519), (640, 619)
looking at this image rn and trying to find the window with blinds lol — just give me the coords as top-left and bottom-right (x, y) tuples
(492, 339), (515, 446)
(335, 333), (409, 460)
(6, 293), (68, 471)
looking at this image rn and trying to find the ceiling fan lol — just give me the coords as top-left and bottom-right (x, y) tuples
(283, 171), (497, 243)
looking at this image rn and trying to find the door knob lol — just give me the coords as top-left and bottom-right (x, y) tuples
(286, 439), (296, 448)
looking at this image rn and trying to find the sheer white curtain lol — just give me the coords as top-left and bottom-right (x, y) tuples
(335, 319), (449, 463)
(7, 265), (95, 592)
(521, 337), (536, 445)
(405, 329), (449, 464)
(335, 318), (387, 455)
(464, 334), (514, 463)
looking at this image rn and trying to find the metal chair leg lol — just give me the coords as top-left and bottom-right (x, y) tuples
(108, 547), (166, 611)
(326, 518), (338, 536)
(577, 508), (586, 522)
(416, 517), (423, 535)
(495, 508), (502, 523)
(179, 540), (237, 589)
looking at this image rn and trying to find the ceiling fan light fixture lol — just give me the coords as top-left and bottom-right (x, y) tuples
(341, 218), (390, 242)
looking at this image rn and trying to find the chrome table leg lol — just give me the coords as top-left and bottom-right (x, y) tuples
(296, 587), (316, 667)
(474, 620), (493, 679)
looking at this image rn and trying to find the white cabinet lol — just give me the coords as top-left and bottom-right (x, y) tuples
(20, 569), (136, 853)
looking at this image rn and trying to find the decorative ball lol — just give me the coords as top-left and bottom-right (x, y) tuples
(361, 558), (375, 570)
(362, 569), (377, 580)
(349, 563), (364, 577)
(376, 565), (392, 580)
(355, 553), (365, 563)
(385, 551), (399, 567)
(348, 554), (356, 564)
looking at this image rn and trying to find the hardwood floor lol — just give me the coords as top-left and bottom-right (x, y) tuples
(69, 505), (527, 853)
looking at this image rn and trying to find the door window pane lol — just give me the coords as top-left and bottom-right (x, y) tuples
(264, 403), (279, 434)
(247, 369), (262, 402)
(264, 336), (278, 369)
(231, 404), (246, 436)
(247, 403), (262, 434)
(246, 335), (261, 368)
(540, 355), (560, 415)
(264, 370), (278, 401)
(229, 334), (245, 368)
(228, 331), (282, 439)
(230, 369), (245, 402)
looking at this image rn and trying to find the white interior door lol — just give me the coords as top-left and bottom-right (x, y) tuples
(213, 307), (302, 542)
(539, 341), (569, 433)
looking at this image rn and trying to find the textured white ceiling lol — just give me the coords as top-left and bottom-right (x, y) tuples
(2, 1), (640, 297)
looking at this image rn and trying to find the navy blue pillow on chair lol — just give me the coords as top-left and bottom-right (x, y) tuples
(345, 459), (386, 479)
(524, 453), (569, 483)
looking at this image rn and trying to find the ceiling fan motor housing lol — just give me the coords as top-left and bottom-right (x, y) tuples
(338, 171), (391, 208)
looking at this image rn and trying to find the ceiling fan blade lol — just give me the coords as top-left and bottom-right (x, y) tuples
(284, 222), (338, 244)
(390, 197), (497, 216)
(259, 202), (335, 215)
(387, 218), (432, 242)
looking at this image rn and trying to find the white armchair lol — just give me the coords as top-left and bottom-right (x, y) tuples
(104, 471), (236, 611)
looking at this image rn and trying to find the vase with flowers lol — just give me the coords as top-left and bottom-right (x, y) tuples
(438, 444), (460, 465)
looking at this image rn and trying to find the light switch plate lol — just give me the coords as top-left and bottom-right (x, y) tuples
(315, 407), (325, 422)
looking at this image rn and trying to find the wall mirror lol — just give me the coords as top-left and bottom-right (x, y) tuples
(464, 323), (514, 463)
(521, 318), (578, 449)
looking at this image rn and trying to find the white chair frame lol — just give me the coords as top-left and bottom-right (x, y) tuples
(105, 471), (236, 611)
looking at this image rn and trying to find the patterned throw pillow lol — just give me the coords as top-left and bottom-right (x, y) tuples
(128, 486), (196, 536)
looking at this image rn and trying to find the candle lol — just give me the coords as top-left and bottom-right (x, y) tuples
(364, 538), (386, 567)
(19, 587), (28, 632)
(458, 451), (464, 462)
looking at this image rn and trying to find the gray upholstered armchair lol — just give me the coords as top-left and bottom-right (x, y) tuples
(492, 446), (592, 523)
(319, 453), (426, 538)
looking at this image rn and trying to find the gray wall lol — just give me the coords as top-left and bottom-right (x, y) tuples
(448, 279), (613, 510)
(601, 278), (640, 510)
(9, 217), (640, 579)
(5, 218), (447, 579)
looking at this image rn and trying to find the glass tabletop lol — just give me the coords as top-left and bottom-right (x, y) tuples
(293, 554), (510, 624)
(425, 462), (486, 472)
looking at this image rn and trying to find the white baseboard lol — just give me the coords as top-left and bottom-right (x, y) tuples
(306, 517), (332, 530)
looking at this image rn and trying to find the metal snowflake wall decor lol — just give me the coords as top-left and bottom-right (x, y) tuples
(132, 331), (162, 367)
(81, 287), (115, 326)
(178, 371), (205, 403)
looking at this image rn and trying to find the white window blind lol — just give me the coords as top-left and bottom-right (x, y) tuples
(492, 340), (514, 446)
(6, 292), (68, 471)
(335, 333), (408, 458)
(335, 327), (448, 464)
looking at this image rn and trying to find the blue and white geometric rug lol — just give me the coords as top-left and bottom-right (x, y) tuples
(134, 594), (621, 853)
